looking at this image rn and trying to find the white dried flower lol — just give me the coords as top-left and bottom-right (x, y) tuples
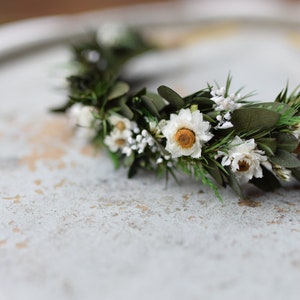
(68, 103), (96, 128)
(108, 115), (134, 132)
(104, 128), (131, 153)
(161, 108), (213, 159)
(123, 129), (156, 156)
(217, 136), (269, 184)
(215, 111), (233, 129)
(272, 164), (292, 181)
(210, 86), (242, 111)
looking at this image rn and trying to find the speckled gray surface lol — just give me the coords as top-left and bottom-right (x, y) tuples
(1, 2), (300, 300)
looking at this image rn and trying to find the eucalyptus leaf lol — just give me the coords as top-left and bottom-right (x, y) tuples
(231, 108), (280, 132)
(249, 102), (295, 115)
(225, 168), (244, 199)
(206, 159), (225, 186)
(270, 149), (300, 168)
(276, 133), (298, 152)
(141, 95), (161, 118)
(250, 166), (281, 191)
(145, 92), (166, 111)
(257, 138), (277, 156)
(291, 168), (300, 182)
(157, 85), (184, 110)
(188, 97), (215, 110)
(119, 98), (134, 119)
(107, 82), (130, 100)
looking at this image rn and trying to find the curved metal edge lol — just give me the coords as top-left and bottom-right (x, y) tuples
(0, 1), (299, 61)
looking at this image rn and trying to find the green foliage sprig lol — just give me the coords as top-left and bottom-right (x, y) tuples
(53, 28), (300, 200)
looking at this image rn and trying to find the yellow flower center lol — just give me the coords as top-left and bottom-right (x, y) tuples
(238, 159), (250, 172)
(115, 138), (126, 146)
(116, 121), (126, 131)
(175, 128), (195, 149)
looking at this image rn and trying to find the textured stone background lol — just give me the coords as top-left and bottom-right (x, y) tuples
(1, 2), (300, 299)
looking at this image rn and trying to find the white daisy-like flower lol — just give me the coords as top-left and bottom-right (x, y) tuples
(68, 103), (96, 128)
(161, 108), (213, 159)
(210, 86), (242, 111)
(217, 136), (269, 184)
(104, 128), (131, 153)
(108, 115), (134, 132)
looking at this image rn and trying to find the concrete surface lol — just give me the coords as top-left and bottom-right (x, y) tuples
(1, 4), (300, 300)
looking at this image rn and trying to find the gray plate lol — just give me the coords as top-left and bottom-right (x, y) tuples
(1, 2), (300, 300)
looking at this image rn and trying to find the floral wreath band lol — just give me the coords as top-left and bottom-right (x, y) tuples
(53, 28), (300, 200)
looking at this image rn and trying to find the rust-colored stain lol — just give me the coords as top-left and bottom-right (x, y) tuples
(21, 117), (72, 171)
(267, 215), (285, 225)
(54, 178), (66, 188)
(12, 227), (21, 233)
(238, 198), (261, 207)
(0, 240), (6, 247)
(28, 116), (72, 144)
(22, 147), (66, 171)
(80, 144), (99, 157)
(16, 241), (28, 249)
(34, 179), (42, 185)
(274, 206), (289, 213)
(35, 189), (44, 195)
(182, 194), (189, 201)
(3, 195), (21, 203)
(136, 204), (149, 212)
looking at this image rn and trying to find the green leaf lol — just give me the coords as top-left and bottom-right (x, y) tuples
(276, 133), (298, 152)
(119, 98), (134, 119)
(141, 94), (165, 118)
(250, 166), (281, 191)
(157, 85), (184, 110)
(107, 82), (130, 100)
(270, 149), (300, 168)
(231, 108), (280, 132)
(225, 168), (245, 199)
(145, 92), (166, 111)
(206, 159), (225, 186)
(107, 150), (121, 169)
(187, 97), (215, 111)
(141, 96), (160, 118)
(291, 168), (300, 182)
(50, 101), (73, 113)
(250, 102), (295, 115)
(95, 81), (110, 97)
(257, 138), (277, 156)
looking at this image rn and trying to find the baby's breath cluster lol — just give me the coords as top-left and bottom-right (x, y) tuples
(53, 28), (300, 200)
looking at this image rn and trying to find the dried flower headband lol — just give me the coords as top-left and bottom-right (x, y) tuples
(52, 28), (300, 201)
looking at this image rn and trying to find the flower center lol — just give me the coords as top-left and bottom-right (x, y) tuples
(115, 138), (126, 146)
(175, 128), (195, 149)
(237, 159), (250, 172)
(116, 121), (126, 131)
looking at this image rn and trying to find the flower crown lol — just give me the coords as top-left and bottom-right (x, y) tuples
(53, 28), (300, 200)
